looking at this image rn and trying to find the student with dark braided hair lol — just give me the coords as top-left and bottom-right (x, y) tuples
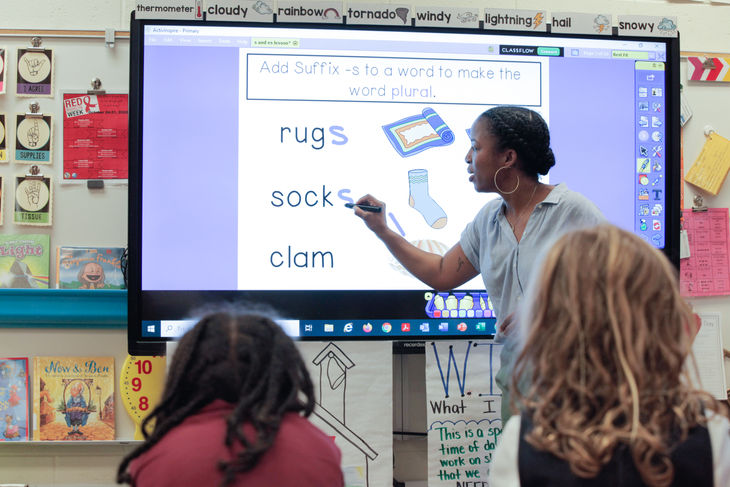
(117, 312), (344, 487)
(353, 106), (603, 422)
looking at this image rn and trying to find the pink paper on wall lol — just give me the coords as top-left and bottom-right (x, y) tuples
(680, 208), (730, 297)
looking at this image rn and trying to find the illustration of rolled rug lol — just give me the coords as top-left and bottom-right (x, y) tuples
(382, 107), (454, 157)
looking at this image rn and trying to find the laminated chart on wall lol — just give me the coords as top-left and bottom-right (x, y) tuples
(382, 107), (454, 157)
(684, 132), (730, 195)
(0, 114), (7, 162)
(680, 208), (730, 297)
(14, 173), (52, 226)
(426, 340), (503, 486)
(16, 45), (54, 97)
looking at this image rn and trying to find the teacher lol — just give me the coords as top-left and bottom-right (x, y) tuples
(353, 106), (604, 420)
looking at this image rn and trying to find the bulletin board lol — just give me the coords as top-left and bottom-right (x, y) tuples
(679, 55), (730, 385)
(0, 33), (130, 286)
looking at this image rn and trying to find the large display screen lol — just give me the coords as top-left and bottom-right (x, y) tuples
(128, 18), (680, 353)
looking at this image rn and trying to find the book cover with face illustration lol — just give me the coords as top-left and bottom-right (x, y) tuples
(56, 246), (125, 289)
(32, 356), (115, 440)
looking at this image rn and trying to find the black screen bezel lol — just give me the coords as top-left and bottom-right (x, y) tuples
(128, 15), (681, 355)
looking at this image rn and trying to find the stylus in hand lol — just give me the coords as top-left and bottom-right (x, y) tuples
(345, 203), (382, 213)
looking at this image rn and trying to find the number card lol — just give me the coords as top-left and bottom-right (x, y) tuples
(14, 173), (52, 226)
(15, 113), (52, 164)
(16, 47), (53, 97)
(120, 355), (166, 440)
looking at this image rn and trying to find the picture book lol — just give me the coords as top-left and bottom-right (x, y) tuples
(0, 358), (29, 441)
(56, 246), (125, 289)
(0, 234), (50, 288)
(32, 356), (115, 440)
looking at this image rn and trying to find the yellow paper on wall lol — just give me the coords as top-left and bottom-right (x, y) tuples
(685, 133), (730, 195)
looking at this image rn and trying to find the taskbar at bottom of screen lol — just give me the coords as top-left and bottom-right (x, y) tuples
(299, 318), (497, 338)
(142, 318), (497, 339)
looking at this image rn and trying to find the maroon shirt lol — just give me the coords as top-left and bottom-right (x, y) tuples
(130, 400), (343, 487)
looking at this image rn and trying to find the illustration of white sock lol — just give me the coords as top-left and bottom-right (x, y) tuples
(408, 169), (447, 229)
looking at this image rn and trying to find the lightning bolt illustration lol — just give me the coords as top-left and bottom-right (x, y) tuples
(533, 12), (544, 29)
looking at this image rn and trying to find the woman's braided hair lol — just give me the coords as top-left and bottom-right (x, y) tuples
(117, 312), (315, 486)
(480, 106), (556, 176)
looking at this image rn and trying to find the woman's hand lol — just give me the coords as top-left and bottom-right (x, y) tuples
(353, 194), (388, 236)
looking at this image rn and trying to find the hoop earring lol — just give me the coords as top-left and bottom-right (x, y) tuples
(494, 166), (519, 195)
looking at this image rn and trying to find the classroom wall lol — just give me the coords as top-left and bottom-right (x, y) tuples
(2, 0), (730, 52)
(1, 1), (729, 486)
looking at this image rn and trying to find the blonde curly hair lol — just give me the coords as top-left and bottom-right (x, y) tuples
(512, 224), (727, 486)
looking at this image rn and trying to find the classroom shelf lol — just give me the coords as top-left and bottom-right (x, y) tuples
(0, 289), (127, 328)
(0, 440), (141, 446)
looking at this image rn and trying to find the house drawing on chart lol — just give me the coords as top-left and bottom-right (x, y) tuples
(312, 343), (379, 487)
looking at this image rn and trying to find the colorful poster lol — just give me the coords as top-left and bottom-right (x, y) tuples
(56, 246), (125, 289)
(14, 174), (52, 226)
(680, 208), (730, 297)
(16, 48), (53, 97)
(0, 234), (50, 288)
(63, 93), (129, 180)
(0, 48), (6, 94)
(426, 339), (503, 486)
(15, 114), (53, 164)
(0, 114), (7, 162)
(0, 357), (29, 441)
(297, 341), (393, 487)
(32, 356), (115, 440)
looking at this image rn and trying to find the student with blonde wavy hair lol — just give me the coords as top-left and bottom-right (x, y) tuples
(490, 224), (730, 486)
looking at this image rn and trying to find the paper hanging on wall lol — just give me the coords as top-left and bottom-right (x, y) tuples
(14, 174), (52, 226)
(426, 340), (503, 486)
(0, 114), (7, 162)
(15, 113), (53, 164)
(296, 341), (393, 487)
(680, 90), (692, 126)
(16, 48), (54, 97)
(684, 132), (730, 195)
(0, 47), (6, 94)
(679, 208), (730, 297)
(62, 93), (129, 180)
(691, 313), (728, 400)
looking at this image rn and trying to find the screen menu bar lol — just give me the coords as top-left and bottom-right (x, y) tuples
(142, 318), (498, 339)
